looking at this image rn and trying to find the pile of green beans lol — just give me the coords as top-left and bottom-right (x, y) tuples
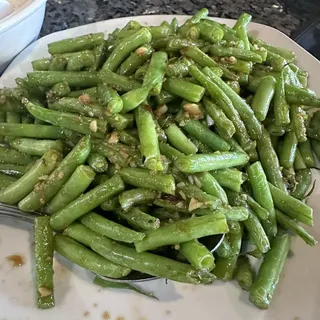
(0, 8), (319, 311)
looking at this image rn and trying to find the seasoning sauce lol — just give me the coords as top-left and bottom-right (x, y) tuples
(6, 255), (25, 267)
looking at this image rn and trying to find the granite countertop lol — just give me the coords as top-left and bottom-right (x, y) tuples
(41, 0), (320, 38)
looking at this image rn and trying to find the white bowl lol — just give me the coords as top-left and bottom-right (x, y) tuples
(0, 0), (46, 74)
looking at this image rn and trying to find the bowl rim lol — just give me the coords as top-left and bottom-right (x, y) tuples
(0, 0), (46, 34)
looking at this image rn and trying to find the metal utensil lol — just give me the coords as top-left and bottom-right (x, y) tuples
(0, 202), (225, 283)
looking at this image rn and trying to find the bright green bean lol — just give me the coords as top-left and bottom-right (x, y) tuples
(50, 175), (124, 230)
(45, 165), (96, 214)
(0, 149), (61, 205)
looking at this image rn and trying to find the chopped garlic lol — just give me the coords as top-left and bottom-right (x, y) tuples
(89, 120), (98, 133)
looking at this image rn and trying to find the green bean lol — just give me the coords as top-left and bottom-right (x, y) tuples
(196, 172), (228, 205)
(279, 132), (298, 169)
(118, 45), (152, 76)
(199, 21), (224, 43)
(116, 207), (160, 231)
(225, 80), (241, 94)
(257, 128), (287, 193)
(117, 130), (139, 147)
(227, 220), (241, 234)
(94, 141), (141, 168)
(0, 145), (33, 165)
(68, 87), (98, 100)
(244, 210), (270, 253)
(170, 17), (179, 33)
(216, 237), (233, 258)
(250, 36), (296, 61)
(46, 82), (71, 101)
(294, 148), (307, 171)
(225, 60), (253, 75)
(264, 50), (287, 72)
(119, 168), (175, 194)
(177, 181), (222, 211)
(274, 69), (290, 126)
(0, 173), (18, 190)
(249, 233), (290, 309)
(135, 104), (163, 171)
(203, 97), (236, 140)
(179, 239), (215, 271)
(175, 152), (249, 173)
(90, 44), (107, 71)
(213, 254), (238, 281)
(228, 221), (244, 255)
(102, 28), (152, 72)
(100, 196), (119, 211)
(149, 24), (173, 40)
(55, 233), (130, 278)
(181, 46), (236, 80)
(117, 21), (141, 38)
(48, 57), (67, 71)
(275, 210), (317, 246)
(203, 67), (262, 140)
(120, 86), (151, 113)
(186, 136), (212, 154)
(291, 105), (307, 143)
(159, 142), (184, 161)
(183, 119), (230, 151)
(251, 76), (276, 121)
(210, 46), (263, 63)
(166, 57), (193, 78)
(32, 58), (51, 71)
(291, 168), (312, 200)
(45, 165), (96, 214)
(235, 255), (254, 292)
(99, 70), (141, 92)
(188, 65), (251, 148)
(211, 168), (246, 192)
(143, 51), (168, 95)
(167, 37), (205, 51)
(67, 223), (213, 284)
(134, 212), (228, 253)
(62, 50), (96, 71)
(48, 33), (104, 54)
(163, 78), (205, 103)
(106, 113), (134, 131)
(25, 99), (107, 138)
(153, 198), (189, 213)
(286, 85), (320, 107)
(27, 71), (101, 88)
(236, 25), (250, 50)
(87, 152), (108, 173)
(246, 194), (269, 221)
(0, 149), (61, 205)
(97, 83), (123, 114)
(118, 188), (157, 211)
(247, 161), (277, 237)
(298, 140), (316, 168)
(268, 182), (313, 226)
(0, 123), (71, 139)
(50, 174), (124, 230)
(19, 135), (91, 212)
(10, 138), (63, 156)
(34, 216), (54, 309)
(165, 124), (197, 155)
(81, 212), (144, 243)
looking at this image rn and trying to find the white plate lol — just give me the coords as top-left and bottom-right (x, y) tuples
(1, 15), (320, 320)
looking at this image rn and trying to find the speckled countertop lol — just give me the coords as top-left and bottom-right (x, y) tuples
(41, 0), (320, 38)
